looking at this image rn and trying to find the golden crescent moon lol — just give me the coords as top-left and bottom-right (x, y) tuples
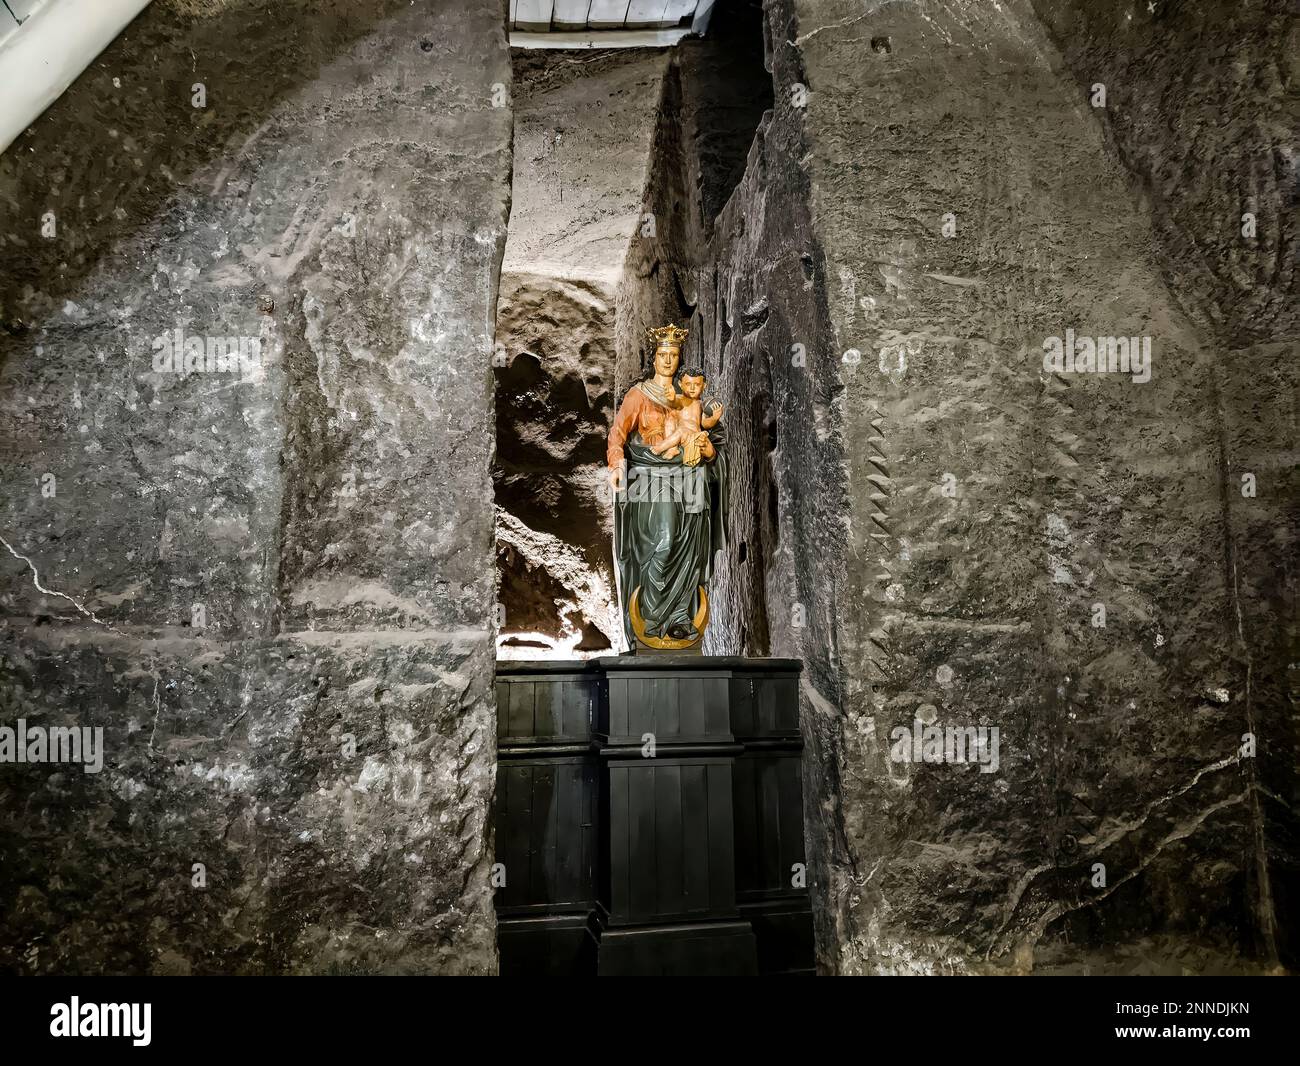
(628, 585), (709, 650)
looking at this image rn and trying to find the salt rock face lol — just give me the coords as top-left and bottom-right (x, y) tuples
(775, 0), (1269, 974)
(493, 275), (619, 654)
(617, 0), (1291, 974)
(1030, 0), (1298, 967)
(0, 0), (510, 974)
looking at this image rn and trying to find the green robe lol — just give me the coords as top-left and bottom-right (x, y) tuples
(613, 394), (728, 648)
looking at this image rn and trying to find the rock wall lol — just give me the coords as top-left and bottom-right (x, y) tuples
(797, 0), (1256, 974)
(1032, 0), (1298, 970)
(620, 0), (1291, 973)
(0, 0), (511, 975)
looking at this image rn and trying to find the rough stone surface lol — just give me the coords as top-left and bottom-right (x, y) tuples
(0, 0), (510, 974)
(794, 0), (1290, 974)
(495, 273), (621, 653)
(1032, 0), (1299, 970)
(1032, 0), (1297, 349)
(502, 49), (669, 289)
(619, 0), (1292, 974)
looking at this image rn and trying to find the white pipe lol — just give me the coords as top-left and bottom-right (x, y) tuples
(0, 0), (154, 156)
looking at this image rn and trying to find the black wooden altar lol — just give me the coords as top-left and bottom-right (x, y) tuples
(494, 656), (813, 976)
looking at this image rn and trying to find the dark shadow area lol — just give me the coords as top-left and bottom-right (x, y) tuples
(683, 0), (774, 230)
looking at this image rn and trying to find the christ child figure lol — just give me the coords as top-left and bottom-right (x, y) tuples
(651, 366), (723, 467)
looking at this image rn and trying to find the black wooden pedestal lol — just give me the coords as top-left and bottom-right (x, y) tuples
(494, 661), (599, 976)
(494, 656), (813, 976)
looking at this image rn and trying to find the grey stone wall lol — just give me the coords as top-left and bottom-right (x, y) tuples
(620, 0), (1291, 973)
(0, 0), (511, 974)
(797, 0), (1254, 974)
(1032, 0), (1298, 970)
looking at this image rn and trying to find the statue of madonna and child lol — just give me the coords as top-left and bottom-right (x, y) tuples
(606, 324), (727, 652)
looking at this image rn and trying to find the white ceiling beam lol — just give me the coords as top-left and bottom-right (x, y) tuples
(586, 0), (632, 30)
(0, 0), (154, 156)
(513, 0), (555, 32)
(662, 0), (697, 25)
(510, 27), (690, 49)
(624, 1), (670, 29)
(550, 0), (592, 30)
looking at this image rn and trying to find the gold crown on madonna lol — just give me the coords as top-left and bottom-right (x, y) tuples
(646, 324), (689, 349)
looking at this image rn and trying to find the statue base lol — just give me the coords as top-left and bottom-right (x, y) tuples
(494, 655), (814, 976)
(631, 638), (703, 656)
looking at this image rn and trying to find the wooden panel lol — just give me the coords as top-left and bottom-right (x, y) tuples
(609, 675), (628, 738)
(778, 756), (805, 876)
(678, 676), (705, 737)
(534, 680), (557, 736)
(496, 756), (598, 910)
(730, 676), (754, 736)
(704, 675), (730, 735)
(561, 677), (589, 738)
(572, 762), (597, 898)
(650, 676), (677, 738)
(732, 757), (760, 891)
(706, 761), (735, 909)
(496, 659), (808, 975)
(609, 672), (740, 742)
(610, 764), (630, 917)
(775, 675), (799, 732)
(732, 673), (800, 738)
(587, 0), (631, 28)
(680, 763), (710, 914)
(528, 764), (557, 902)
(756, 675), (777, 735)
(606, 758), (738, 923)
(627, 766), (656, 917)
(507, 680), (534, 740)
(654, 765), (685, 915)
(500, 765), (534, 908)
(733, 752), (807, 899)
(759, 758), (783, 889)
(498, 673), (597, 743)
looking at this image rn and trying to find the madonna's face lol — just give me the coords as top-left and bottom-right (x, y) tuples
(654, 345), (680, 378)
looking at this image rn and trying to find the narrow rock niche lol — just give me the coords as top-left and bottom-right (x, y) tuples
(492, 46), (664, 658)
(493, 4), (773, 659)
